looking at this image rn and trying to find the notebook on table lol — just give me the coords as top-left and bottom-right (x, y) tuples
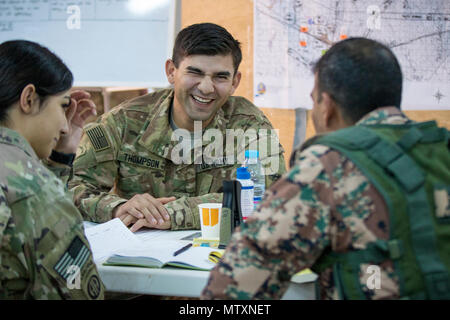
(84, 219), (217, 271)
(103, 241), (218, 271)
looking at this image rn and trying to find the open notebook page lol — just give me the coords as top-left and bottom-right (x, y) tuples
(111, 240), (218, 270)
(83, 218), (143, 262)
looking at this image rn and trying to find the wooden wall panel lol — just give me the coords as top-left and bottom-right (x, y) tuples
(404, 111), (450, 129)
(181, 0), (254, 100)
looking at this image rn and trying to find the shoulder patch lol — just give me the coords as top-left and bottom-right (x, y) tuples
(85, 126), (111, 152)
(53, 236), (90, 281)
(87, 274), (102, 299)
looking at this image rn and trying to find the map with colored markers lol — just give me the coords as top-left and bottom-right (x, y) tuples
(254, 0), (450, 110)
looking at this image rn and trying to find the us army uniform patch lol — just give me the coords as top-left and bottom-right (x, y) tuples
(195, 156), (232, 173)
(53, 236), (90, 280)
(85, 126), (110, 152)
(118, 151), (165, 170)
(86, 274), (102, 299)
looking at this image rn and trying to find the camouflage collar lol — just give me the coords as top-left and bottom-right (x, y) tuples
(138, 88), (229, 161)
(138, 89), (175, 158)
(203, 106), (227, 135)
(0, 126), (38, 159)
(356, 106), (411, 126)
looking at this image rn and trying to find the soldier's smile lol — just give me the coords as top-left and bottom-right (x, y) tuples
(190, 94), (215, 111)
(191, 94), (214, 105)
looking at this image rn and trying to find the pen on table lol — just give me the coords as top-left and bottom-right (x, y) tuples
(173, 243), (193, 256)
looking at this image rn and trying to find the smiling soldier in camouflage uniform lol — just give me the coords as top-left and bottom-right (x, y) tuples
(0, 40), (103, 299)
(201, 38), (450, 300)
(70, 23), (286, 231)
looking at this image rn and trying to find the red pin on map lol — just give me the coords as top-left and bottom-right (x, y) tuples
(339, 26), (348, 40)
(299, 26), (308, 46)
(300, 26), (309, 33)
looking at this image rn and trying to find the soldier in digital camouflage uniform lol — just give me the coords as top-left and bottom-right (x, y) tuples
(201, 38), (450, 300)
(0, 40), (103, 299)
(70, 23), (286, 232)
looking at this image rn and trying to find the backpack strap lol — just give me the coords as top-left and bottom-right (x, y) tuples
(315, 125), (450, 299)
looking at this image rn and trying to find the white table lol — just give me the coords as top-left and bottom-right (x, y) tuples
(97, 259), (317, 299)
(88, 225), (317, 299)
(97, 264), (317, 299)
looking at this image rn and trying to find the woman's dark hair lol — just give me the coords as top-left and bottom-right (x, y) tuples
(172, 23), (242, 74)
(0, 40), (73, 123)
(313, 37), (403, 123)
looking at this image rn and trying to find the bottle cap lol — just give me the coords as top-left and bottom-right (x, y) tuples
(245, 150), (259, 159)
(236, 167), (250, 179)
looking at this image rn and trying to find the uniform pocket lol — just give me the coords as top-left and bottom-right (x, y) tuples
(201, 165), (236, 194)
(196, 173), (213, 195)
(117, 151), (166, 197)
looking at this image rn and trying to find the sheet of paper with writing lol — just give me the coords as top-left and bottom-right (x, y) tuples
(83, 218), (143, 262)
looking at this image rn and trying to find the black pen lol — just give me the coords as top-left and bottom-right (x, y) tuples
(173, 243), (193, 256)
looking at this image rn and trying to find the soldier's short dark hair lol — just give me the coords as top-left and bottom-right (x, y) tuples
(313, 37), (403, 124)
(0, 40), (73, 123)
(172, 23), (242, 74)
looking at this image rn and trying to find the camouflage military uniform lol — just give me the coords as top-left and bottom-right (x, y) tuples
(0, 127), (105, 299)
(201, 107), (446, 300)
(70, 88), (286, 230)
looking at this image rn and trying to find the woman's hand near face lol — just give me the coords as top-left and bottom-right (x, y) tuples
(54, 90), (97, 154)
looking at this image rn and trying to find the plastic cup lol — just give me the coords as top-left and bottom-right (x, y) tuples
(198, 203), (222, 239)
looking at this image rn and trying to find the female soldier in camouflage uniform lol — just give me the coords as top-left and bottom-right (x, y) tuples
(0, 40), (104, 299)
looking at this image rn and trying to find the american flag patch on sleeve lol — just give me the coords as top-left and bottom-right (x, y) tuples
(54, 236), (91, 280)
(85, 125), (111, 152)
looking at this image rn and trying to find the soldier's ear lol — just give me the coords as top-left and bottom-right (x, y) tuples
(322, 92), (349, 131)
(321, 92), (336, 129)
(165, 59), (177, 85)
(230, 71), (241, 95)
(19, 84), (39, 114)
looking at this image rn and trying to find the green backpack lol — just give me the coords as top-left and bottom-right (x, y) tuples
(309, 120), (450, 299)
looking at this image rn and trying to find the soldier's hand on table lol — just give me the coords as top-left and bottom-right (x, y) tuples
(113, 194), (176, 231)
(119, 213), (171, 231)
(129, 216), (172, 232)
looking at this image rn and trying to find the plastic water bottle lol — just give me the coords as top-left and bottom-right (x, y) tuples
(244, 150), (265, 210)
(236, 167), (254, 221)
